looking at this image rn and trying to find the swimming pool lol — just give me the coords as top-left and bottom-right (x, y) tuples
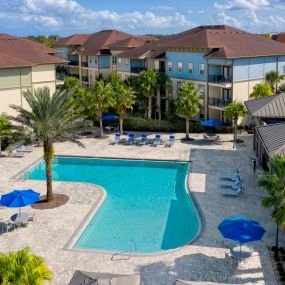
(23, 157), (201, 253)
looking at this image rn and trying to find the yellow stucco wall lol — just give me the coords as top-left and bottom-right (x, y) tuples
(32, 64), (56, 83)
(232, 79), (264, 102)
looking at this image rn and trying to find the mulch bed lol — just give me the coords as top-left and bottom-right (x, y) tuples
(31, 194), (70, 210)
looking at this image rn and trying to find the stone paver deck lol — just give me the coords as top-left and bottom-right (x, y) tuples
(0, 133), (281, 284)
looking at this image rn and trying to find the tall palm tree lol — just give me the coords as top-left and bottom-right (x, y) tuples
(10, 87), (89, 202)
(139, 70), (158, 119)
(0, 246), (52, 285)
(156, 72), (172, 121)
(225, 102), (247, 145)
(115, 85), (136, 133)
(0, 114), (13, 156)
(176, 83), (202, 140)
(265, 71), (284, 93)
(250, 83), (273, 99)
(107, 72), (123, 91)
(258, 156), (285, 250)
(89, 80), (115, 137)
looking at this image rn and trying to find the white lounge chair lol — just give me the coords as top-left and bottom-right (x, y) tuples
(165, 135), (175, 147)
(153, 134), (162, 146)
(111, 133), (121, 144)
(0, 220), (15, 234)
(9, 150), (25, 158)
(17, 145), (33, 152)
(139, 134), (148, 145)
(125, 133), (135, 145)
(203, 133), (219, 141)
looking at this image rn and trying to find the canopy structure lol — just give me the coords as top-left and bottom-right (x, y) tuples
(101, 114), (119, 120)
(218, 216), (266, 244)
(201, 120), (223, 127)
(0, 189), (40, 209)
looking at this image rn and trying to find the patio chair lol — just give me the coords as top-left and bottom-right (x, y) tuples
(165, 135), (175, 147)
(152, 134), (162, 146)
(9, 149), (25, 158)
(138, 134), (148, 145)
(111, 133), (121, 144)
(126, 133), (135, 145)
(222, 179), (241, 188)
(17, 145), (33, 153)
(28, 213), (36, 222)
(0, 220), (15, 234)
(203, 133), (219, 141)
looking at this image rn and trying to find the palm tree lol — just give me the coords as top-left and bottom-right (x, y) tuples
(107, 72), (123, 91)
(225, 102), (247, 145)
(258, 156), (285, 251)
(156, 72), (172, 121)
(89, 80), (115, 137)
(115, 85), (136, 133)
(265, 71), (283, 93)
(0, 246), (52, 285)
(10, 87), (89, 202)
(139, 70), (158, 119)
(250, 83), (273, 99)
(0, 114), (13, 156)
(176, 83), (202, 140)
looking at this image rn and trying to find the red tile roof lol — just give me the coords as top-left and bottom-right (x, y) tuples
(161, 25), (285, 58)
(108, 35), (158, 49)
(54, 34), (92, 47)
(0, 34), (66, 68)
(77, 30), (134, 56)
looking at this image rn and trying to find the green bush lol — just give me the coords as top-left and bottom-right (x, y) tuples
(124, 116), (234, 133)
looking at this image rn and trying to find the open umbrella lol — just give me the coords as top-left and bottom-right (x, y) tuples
(201, 120), (223, 127)
(0, 189), (40, 213)
(218, 216), (266, 244)
(101, 114), (119, 120)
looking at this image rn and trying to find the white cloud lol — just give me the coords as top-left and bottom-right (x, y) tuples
(197, 10), (205, 14)
(0, 0), (194, 33)
(214, 0), (271, 10)
(150, 5), (175, 11)
(216, 11), (243, 27)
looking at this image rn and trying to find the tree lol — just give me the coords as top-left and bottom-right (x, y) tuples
(89, 80), (115, 137)
(61, 76), (81, 92)
(259, 156), (285, 251)
(250, 83), (273, 99)
(107, 72), (123, 92)
(176, 83), (202, 140)
(10, 87), (89, 202)
(115, 85), (136, 133)
(265, 71), (283, 93)
(0, 246), (52, 285)
(278, 83), (285, 94)
(139, 70), (158, 119)
(156, 72), (172, 121)
(0, 114), (13, 156)
(225, 102), (247, 145)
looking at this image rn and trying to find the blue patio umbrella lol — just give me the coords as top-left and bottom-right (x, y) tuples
(201, 120), (223, 127)
(0, 189), (40, 213)
(101, 114), (119, 120)
(218, 217), (266, 244)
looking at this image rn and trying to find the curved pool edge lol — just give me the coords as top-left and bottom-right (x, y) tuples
(61, 157), (204, 257)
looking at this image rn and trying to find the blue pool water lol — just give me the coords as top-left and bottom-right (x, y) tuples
(23, 157), (200, 253)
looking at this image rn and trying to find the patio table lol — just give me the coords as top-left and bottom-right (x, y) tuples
(105, 126), (114, 134)
(10, 212), (29, 227)
(231, 245), (253, 260)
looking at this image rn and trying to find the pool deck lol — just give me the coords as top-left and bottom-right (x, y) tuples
(0, 132), (282, 284)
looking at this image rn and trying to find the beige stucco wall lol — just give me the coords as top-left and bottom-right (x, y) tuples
(32, 64), (56, 83)
(33, 82), (56, 94)
(232, 79), (264, 102)
(208, 86), (222, 99)
(0, 89), (22, 116)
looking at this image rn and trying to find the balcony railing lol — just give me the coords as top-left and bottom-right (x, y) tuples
(130, 67), (146, 74)
(81, 76), (89, 82)
(69, 61), (79, 66)
(81, 62), (88, 67)
(208, 75), (232, 84)
(208, 98), (231, 108)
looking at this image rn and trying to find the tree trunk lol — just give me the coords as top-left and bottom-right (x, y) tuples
(0, 138), (2, 157)
(98, 110), (103, 137)
(234, 118), (238, 143)
(186, 118), (190, 140)
(157, 89), (161, 121)
(276, 222), (279, 251)
(43, 141), (54, 202)
(147, 96), (152, 119)
(119, 117), (123, 134)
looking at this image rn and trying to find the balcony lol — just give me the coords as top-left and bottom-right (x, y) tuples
(69, 61), (79, 66)
(81, 62), (88, 67)
(208, 75), (232, 87)
(130, 67), (146, 74)
(208, 97), (231, 109)
(81, 76), (89, 82)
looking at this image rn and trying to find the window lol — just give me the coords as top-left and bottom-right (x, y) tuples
(199, 84), (205, 99)
(178, 62), (183, 73)
(94, 57), (98, 64)
(118, 58), (122, 65)
(168, 61), (173, 72)
(177, 81), (183, 90)
(188, 63), (193, 74)
(112, 57), (117, 65)
(125, 59), (129, 66)
(199, 64), (205, 75)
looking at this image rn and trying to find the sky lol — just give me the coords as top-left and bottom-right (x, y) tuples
(1, 0), (285, 36)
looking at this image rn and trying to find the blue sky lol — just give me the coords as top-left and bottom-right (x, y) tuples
(1, 0), (285, 36)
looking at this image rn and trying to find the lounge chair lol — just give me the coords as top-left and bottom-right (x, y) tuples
(9, 150), (25, 158)
(222, 180), (241, 188)
(221, 174), (240, 181)
(28, 213), (36, 222)
(203, 133), (219, 141)
(165, 135), (175, 147)
(68, 271), (140, 285)
(111, 133), (121, 144)
(138, 134), (148, 145)
(153, 134), (162, 146)
(221, 187), (243, 196)
(0, 220), (15, 234)
(126, 133), (135, 145)
(17, 145), (33, 152)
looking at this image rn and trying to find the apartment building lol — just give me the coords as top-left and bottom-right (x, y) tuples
(0, 34), (65, 116)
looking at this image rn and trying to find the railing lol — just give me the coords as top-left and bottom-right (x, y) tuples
(81, 76), (89, 82)
(81, 62), (88, 67)
(130, 67), (146, 74)
(208, 74), (232, 84)
(69, 61), (79, 66)
(208, 97), (231, 108)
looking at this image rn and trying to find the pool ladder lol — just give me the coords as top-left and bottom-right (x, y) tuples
(111, 239), (136, 261)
